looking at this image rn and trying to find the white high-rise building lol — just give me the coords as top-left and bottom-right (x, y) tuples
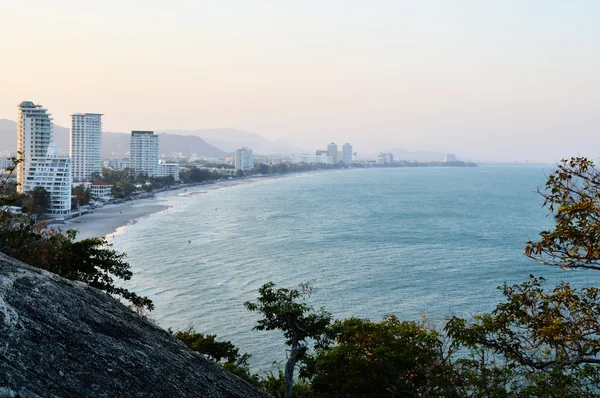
(291, 154), (333, 164)
(376, 153), (394, 165)
(327, 143), (338, 163)
(130, 131), (159, 176)
(342, 143), (353, 165)
(70, 113), (103, 182)
(17, 101), (72, 215)
(235, 147), (254, 171)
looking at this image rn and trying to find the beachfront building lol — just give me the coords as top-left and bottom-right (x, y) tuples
(89, 180), (113, 200)
(157, 159), (180, 181)
(342, 143), (353, 165)
(235, 147), (254, 171)
(70, 113), (103, 181)
(130, 131), (159, 176)
(291, 154), (334, 164)
(376, 153), (394, 165)
(327, 143), (338, 163)
(17, 101), (72, 216)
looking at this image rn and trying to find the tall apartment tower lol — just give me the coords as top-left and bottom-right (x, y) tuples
(70, 113), (103, 181)
(342, 143), (353, 165)
(17, 101), (72, 215)
(235, 147), (254, 171)
(130, 131), (159, 176)
(327, 142), (338, 163)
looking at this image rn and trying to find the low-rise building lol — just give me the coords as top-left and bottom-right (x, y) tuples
(291, 154), (334, 164)
(89, 180), (113, 200)
(157, 160), (180, 181)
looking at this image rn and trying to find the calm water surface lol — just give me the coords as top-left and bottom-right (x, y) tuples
(114, 166), (596, 370)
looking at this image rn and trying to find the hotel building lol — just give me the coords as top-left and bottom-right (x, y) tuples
(235, 147), (254, 171)
(342, 143), (353, 165)
(70, 113), (103, 182)
(17, 101), (72, 215)
(327, 142), (338, 163)
(130, 131), (159, 176)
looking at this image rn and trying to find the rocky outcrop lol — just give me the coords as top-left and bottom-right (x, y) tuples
(0, 252), (270, 398)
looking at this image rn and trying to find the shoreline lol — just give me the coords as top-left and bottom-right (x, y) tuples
(62, 171), (336, 241)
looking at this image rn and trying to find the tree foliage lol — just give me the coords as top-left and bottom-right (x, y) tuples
(306, 315), (459, 398)
(526, 157), (600, 271)
(245, 282), (331, 398)
(71, 185), (91, 208)
(174, 327), (258, 386)
(446, 275), (600, 397)
(24, 186), (50, 215)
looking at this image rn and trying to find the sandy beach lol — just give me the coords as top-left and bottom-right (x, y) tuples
(61, 177), (264, 241)
(60, 170), (344, 241)
(62, 200), (169, 241)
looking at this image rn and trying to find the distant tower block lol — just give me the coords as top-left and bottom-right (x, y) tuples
(444, 153), (458, 162)
(235, 147), (254, 171)
(130, 131), (159, 176)
(327, 142), (338, 163)
(70, 113), (103, 182)
(342, 143), (353, 165)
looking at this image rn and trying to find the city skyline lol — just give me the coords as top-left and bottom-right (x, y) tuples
(1, 2), (599, 162)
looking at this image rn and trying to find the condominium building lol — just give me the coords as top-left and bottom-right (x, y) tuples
(130, 131), (159, 176)
(376, 153), (394, 165)
(70, 113), (103, 182)
(16, 101), (72, 215)
(291, 154), (334, 164)
(342, 143), (353, 165)
(327, 143), (338, 163)
(157, 159), (180, 181)
(235, 147), (254, 171)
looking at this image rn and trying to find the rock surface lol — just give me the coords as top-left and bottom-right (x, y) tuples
(0, 252), (270, 398)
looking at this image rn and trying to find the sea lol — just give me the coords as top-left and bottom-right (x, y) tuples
(113, 165), (597, 371)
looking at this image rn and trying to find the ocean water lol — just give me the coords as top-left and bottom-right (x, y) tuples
(114, 166), (597, 371)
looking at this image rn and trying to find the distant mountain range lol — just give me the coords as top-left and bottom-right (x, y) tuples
(163, 128), (303, 155)
(0, 119), (231, 158)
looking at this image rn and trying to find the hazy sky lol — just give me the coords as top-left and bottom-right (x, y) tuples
(1, 1), (598, 161)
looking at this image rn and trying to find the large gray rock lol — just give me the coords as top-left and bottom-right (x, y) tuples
(0, 253), (270, 398)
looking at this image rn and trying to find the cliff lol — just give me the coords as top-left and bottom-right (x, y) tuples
(0, 252), (270, 398)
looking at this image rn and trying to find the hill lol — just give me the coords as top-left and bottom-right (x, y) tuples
(0, 252), (270, 397)
(164, 128), (302, 155)
(0, 119), (227, 158)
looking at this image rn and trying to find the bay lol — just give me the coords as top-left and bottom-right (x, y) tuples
(114, 166), (597, 371)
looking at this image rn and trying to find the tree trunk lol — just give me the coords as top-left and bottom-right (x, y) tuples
(284, 337), (298, 398)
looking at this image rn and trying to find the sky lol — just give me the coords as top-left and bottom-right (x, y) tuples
(0, 1), (598, 161)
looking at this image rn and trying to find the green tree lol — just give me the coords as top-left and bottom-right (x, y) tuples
(71, 185), (91, 208)
(182, 167), (213, 183)
(258, 163), (270, 175)
(526, 157), (600, 271)
(245, 282), (331, 398)
(23, 186), (50, 215)
(445, 276), (600, 397)
(174, 327), (259, 386)
(305, 315), (459, 398)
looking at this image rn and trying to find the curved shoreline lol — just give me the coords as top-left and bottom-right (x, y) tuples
(62, 171), (340, 241)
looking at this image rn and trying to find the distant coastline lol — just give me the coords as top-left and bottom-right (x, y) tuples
(62, 162), (478, 241)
